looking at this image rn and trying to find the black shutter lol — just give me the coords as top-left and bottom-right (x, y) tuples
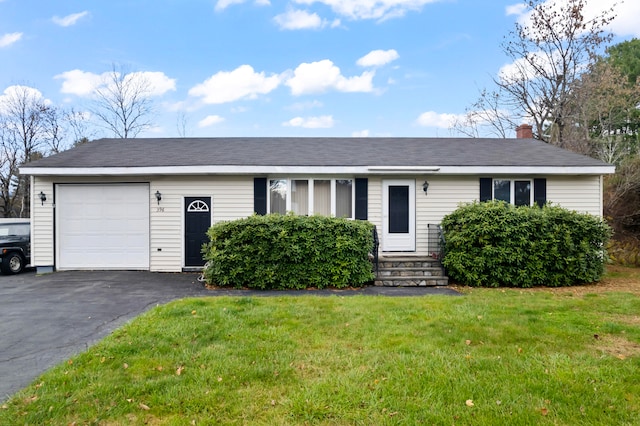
(534, 178), (547, 207)
(254, 177), (267, 215)
(479, 178), (492, 202)
(355, 178), (368, 220)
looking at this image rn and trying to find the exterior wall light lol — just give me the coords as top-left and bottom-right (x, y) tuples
(422, 181), (429, 195)
(39, 191), (46, 206)
(155, 190), (162, 205)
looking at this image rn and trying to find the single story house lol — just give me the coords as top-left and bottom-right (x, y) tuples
(20, 126), (615, 274)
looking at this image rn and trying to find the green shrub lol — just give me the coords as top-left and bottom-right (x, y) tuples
(441, 201), (612, 287)
(202, 214), (375, 290)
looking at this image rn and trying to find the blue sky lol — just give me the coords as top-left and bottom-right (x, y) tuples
(1, 0), (638, 140)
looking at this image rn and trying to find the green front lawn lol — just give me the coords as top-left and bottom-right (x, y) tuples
(2, 287), (639, 425)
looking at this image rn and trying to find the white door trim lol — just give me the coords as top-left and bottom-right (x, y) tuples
(382, 179), (416, 252)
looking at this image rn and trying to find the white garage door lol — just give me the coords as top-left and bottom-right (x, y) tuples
(56, 184), (150, 270)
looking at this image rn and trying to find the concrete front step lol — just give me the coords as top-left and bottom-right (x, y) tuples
(378, 268), (444, 277)
(374, 255), (448, 287)
(374, 276), (449, 287)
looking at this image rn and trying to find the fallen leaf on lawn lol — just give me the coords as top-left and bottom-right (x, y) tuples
(191, 310), (196, 315)
(518, 347), (523, 353)
(466, 400), (474, 407)
(617, 354), (626, 360)
(496, 400), (502, 405)
(126, 399), (133, 403)
(477, 315), (483, 320)
(100, 357), (105, 363)
(540, 407), (548, 416)
(139, 403), (150, 410)
(176, 365), (184, 375)
(67, 360), (73, 365)
(123, 363), (129, 369)
(465, 340), (471, 346)
(217, 377), (222, 382)
(156, 366), (163, 371)
(1, 404), (8, 409)
(271, 400), (276, 406)
(36, 382), (44, 389)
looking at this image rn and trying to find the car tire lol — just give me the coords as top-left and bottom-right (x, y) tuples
(1, 252), (24, 275)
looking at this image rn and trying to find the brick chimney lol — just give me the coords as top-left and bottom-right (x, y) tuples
(516, 124), (533, 139)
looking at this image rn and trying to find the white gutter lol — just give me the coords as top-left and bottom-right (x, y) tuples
(20, 164), (615, 176)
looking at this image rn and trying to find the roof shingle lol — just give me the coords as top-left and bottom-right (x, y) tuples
(23, 137), (610, 169)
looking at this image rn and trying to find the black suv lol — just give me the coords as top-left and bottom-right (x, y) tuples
(0, 220), (30, 274)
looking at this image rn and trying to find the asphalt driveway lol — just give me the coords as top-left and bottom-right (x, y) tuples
(0, 270), (459, 401)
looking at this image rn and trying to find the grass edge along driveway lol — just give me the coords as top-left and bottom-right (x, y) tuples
(2, 287), (639, 425)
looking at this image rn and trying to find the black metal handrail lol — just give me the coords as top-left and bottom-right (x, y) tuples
(428, 223), (445, 260)
(372, 225), (379, 276)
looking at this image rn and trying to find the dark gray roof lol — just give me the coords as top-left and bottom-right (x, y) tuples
(23, 137), (610, 169)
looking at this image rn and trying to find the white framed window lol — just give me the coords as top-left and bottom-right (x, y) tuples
(493, 179), (533, 206)
(268, 178), (355, 218)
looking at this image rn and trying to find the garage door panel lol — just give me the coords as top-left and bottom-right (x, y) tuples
(56, 184), (150, 270)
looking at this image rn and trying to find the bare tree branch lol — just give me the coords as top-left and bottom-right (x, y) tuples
(91, 64), (155, 138)
(496, 0), (616, 145)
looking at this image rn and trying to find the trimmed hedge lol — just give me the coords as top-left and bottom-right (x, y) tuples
(202, 214), (375, 290)
(441, 201), (611, 287)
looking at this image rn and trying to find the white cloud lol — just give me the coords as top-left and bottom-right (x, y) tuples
(283, 115), (334, 128)
(138, 71), (177, 96)
(415, 111), (462, 128)
(498, 49), (565, 84)
(198, 115), (225, 128)
(607, 0), (640, 37)
(55, 69), (176, 97)
(55, 70), (102, 96)
(505, 3), (527, 16)
(189, 65), (282, 104)
(357, 49), (399, 67)
(352, 129), (370, 137)
(52, 11), (89, 27)
(0, 85), (49, 114)
(293, 0), (439, 21)
(0, 32), (22, 48)
(508, 0), (640, 38)
(286, 59), (374, 95)
(274, 9), (340, 30)
(274, 9), (324, 30)
(215, 0), (270, 11)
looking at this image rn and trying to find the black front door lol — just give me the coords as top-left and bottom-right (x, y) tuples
(185, 197), (211, 267)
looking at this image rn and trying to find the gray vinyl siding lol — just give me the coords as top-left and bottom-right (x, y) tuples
(31, 173), (604, 272)
(373, 175), (603, 257)
(31, 177), (55, 267)
(149, 176), (253, 272)
(32, 175), (253, 272)
(547, 175), (602, 216)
